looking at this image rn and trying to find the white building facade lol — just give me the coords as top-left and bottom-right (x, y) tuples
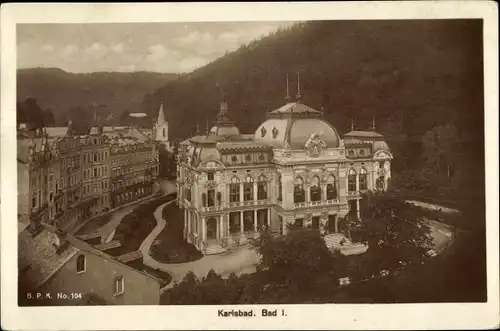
(176, 97), (393, 255)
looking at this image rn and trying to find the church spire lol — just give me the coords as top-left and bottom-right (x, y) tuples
(156, 101), (167, 126)
(295, 72), (302, 103)
(372, 116), (376, 132)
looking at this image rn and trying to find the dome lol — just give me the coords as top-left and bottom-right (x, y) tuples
(254, 102), (341, 149)
(191, 144), (221, 167)
(372, 140), (391, 153)
(209, 125), (240, 136)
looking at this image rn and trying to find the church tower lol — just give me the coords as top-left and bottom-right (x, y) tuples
(154, 102), (170, 149)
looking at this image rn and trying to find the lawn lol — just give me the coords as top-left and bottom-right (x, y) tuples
(112, 194), (176, 256)
(149, 202), (202, 263)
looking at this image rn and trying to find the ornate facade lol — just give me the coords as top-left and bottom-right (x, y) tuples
(177, 93), (393, 255)
(18, 121), (159, 234)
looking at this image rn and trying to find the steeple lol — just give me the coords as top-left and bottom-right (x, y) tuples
(195, 120), (200, 135)
(156, 102), (167, 126)
(371, 116), (376, 132)
(351, 117), (355, 132)
(295, 72), (302, 103)
(285, 74), (290, 103)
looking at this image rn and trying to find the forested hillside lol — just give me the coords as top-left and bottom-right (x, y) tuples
(17, 68), (179, 126)
(145, 20), (484, 209)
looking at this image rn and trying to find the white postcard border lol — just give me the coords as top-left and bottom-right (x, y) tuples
(1, 2), (499, 330)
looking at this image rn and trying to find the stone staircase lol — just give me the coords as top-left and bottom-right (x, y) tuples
(324, 233), (368, 256)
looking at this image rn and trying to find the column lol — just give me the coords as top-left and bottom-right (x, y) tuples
(305, 184), (311, 202)
(253, 182), (258, 201)
(267, 208), (271, 227)
(322, 184), (327, 201)
(356, 199), (361, 220)
(253, 209), (258, 231)
(225, 213), (230, 237)
(240, 210), (244, 234)
(202, 216), (207, 241)
(239, 183), (244, 202)
(355, 174), (359, 193)
(219, 215), (224, 240)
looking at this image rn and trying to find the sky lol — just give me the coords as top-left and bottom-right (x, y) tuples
(17, 22), (294, 73)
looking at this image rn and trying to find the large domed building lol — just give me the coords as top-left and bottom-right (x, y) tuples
(176, 87), (393, 255)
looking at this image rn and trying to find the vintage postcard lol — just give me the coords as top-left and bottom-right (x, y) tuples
(1, 2), (499, 330)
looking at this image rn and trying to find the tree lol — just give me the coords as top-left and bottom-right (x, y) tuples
(422, 124), (459, 184)
(358, 192), (433, 272)
(250, 229), (344, 287)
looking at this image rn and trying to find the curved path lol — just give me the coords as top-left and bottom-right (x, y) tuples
(140, 201), (259, 292)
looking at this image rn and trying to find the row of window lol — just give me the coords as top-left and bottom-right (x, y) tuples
(76, 255), (124, 295)
(83, 181), (109, 195)
(229, 182), (268, 202)
(83, 166), (109, 180)
(83, 151), (109, 164)
(293, 182), (338, 203)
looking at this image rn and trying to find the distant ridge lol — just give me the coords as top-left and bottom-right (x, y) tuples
(17, 68), (180, 125)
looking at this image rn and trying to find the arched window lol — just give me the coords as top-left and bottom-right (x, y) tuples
(348, 168), (357, 192)
(257, 175), (267, 200)
(163, 128), (166, 137)
(202, 192), (207, 207)
(277, 175), (282, 202)
(76, 254), (86, 273)
(294, 177), (305, 203)
(359, 168), (368, 190)
(244, 175), (254, 201)
(229, 177), (240, 202)
(326, 175), (337, 200)
(207, 189), (215, 207)
(310, 176), (321, 201)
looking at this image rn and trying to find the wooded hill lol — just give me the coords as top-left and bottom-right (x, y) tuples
(17, 67), (179, 126)
(146, 20), (484, 206)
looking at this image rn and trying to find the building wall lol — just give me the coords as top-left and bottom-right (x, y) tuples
(40, 250), (160, 305)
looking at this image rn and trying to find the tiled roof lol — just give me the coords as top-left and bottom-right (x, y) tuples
(344, 130), (384, 138)
(117, 250), (143, 264)
(94, 240), (122, 251)
(18, 228), (80, 290)
(270, 102), (322, 115)
(216, 141), (272, 152)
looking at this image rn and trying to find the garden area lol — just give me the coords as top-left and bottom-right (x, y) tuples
(149, 202), (202, 263)
(112, 194), (176, 256)
(75, 214), (112, 235)
(160, 191), (486, 305)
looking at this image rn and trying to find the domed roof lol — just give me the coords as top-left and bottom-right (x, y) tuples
(208, 100), (241, 138)
(372, 140), (391, 153)
(191, 144), (221, 166)
(254, 102), (340, 149)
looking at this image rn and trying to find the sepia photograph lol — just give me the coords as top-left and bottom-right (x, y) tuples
(1, 2), (499, 330)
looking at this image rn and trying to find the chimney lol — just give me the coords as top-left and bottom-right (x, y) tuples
(53, 228), (69, 253)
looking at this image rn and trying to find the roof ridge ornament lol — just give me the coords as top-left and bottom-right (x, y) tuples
(295, 72), (302, 103)
(285, 73), (290, 104)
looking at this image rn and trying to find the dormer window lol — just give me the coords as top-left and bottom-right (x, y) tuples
(272, 127), (279, 138)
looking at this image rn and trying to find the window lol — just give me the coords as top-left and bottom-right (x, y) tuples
(310, 176), (321, 202)
(245, 154), (252, 162)
(207, 189), (215, 207)
(360, 149), (365, 156)
(359, 168), (368, 190)
(231, 155), (238, 163)
(294, 177), (305, 203)
(94, 168), (98, 178)
(348, 168), (357, 192)
(278, 175), (282, 202)
(202, 193), (207, 207)
(259, 154), (265, 161)
(243, 175), (254, 201)
(229, 177), (240, 202)
(257, 175), (267, 200)
(76, 255), (86, 273)
(114, 276), (124, 295)
(326, 175), (337, 200)
(31, 192), (37, 208)
(94, 153), (97, 162)
(207, 172), (214, 181)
